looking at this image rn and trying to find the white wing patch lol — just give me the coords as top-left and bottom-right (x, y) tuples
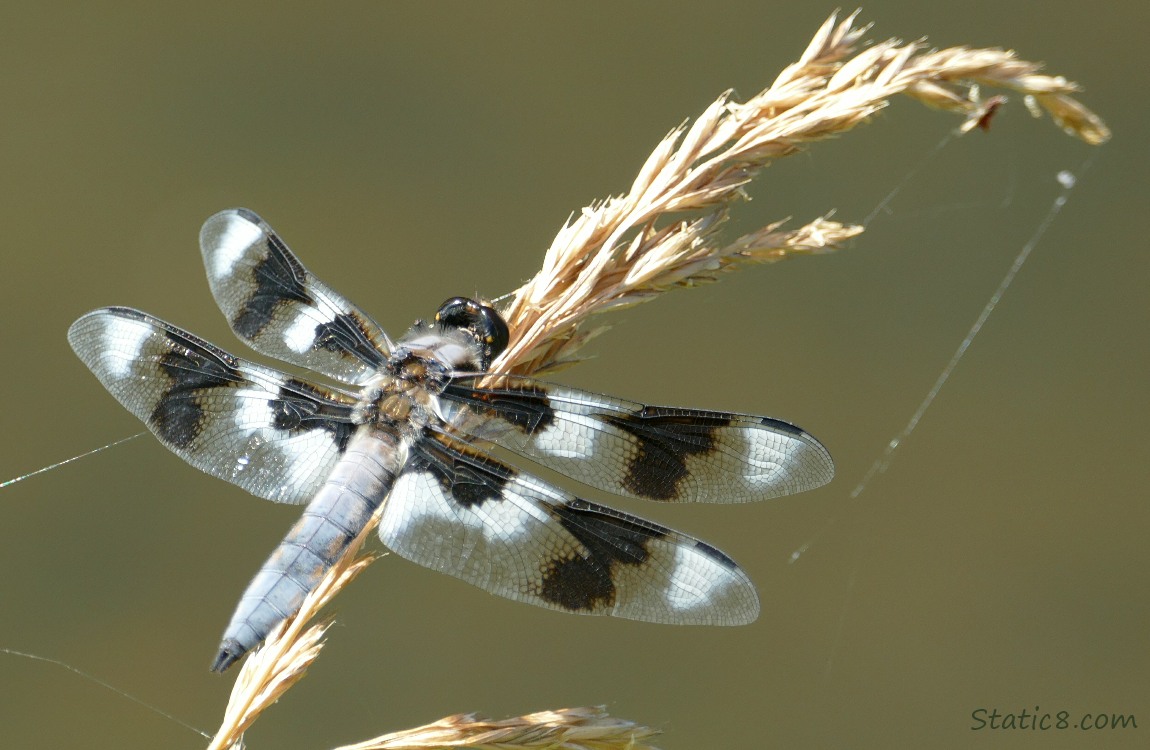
(283, 312), (319, 354)
(663, 544), (734, 614)
(233, 387), (276, 431)
(98, 314), (155, 378)
(531, 413), (601, 459)
(210, 211), (264, 280)
(382, 470), (538, 545)
(737, 428), (822, 492)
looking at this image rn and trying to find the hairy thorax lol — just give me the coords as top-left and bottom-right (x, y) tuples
(354, 325), (484, 435)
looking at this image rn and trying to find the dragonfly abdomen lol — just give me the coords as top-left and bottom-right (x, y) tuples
(211, 429), (401, 672)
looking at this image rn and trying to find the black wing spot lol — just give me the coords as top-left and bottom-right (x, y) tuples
(412, 431), (513, 508)
(539, 555), (614, 612)
(448, 382), (557, 435)
(270, 379), (355, 453)
(150, 333), (242, 449)
(538, 498), (664, 612)
(312, 312), (389, 368)
(232, 232), (313, 340)
(599, 407), (732, 501)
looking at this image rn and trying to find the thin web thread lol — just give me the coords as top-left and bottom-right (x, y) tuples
(0, 433), (145, 489)
(798, 146), (1096, 677)
(790, 151), (1094, 567)
(851, 162), (1090, 501)
(1, 649), (209, 739)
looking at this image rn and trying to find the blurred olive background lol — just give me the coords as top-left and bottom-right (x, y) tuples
(2, 2), (1145, 748)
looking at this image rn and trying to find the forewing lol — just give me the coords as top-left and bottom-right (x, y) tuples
(378, 428), (759, 625)
(68, 307), (359, 504)
(200, 208), (390, 385)
(439, 376), (834, 503)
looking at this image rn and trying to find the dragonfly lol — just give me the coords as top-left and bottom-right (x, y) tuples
(68, 208), (834, 672)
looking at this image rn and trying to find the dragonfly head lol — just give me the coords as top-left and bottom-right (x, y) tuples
(434, 297), (510, 370)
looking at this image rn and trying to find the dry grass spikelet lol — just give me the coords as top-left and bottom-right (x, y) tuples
(493, 10), (1108, 377)
(206, 10), (1107, 749)
(331, 706), (660, 750)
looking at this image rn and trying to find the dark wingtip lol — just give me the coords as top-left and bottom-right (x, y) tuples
(210, 640), (246, 673)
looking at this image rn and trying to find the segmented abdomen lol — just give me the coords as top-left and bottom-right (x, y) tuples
(211, 429), (401, 671)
